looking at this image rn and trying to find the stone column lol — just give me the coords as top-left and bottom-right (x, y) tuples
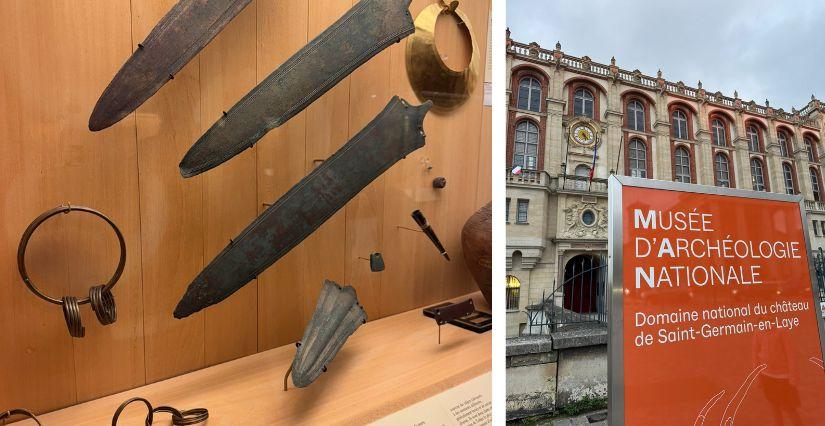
(695, 101), (712, 185)
(653, 92), (672, 180)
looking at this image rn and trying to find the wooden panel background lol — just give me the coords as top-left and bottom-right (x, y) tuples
(0, 0), (491, 414)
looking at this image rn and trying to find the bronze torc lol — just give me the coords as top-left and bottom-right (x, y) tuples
(178, 0), (416, 178)
(288, 280), (367, 389)
(173, 97), (432, 318)
(89, 0), (252, 131)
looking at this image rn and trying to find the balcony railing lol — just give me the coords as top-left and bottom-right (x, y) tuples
(806, 200), (825, 213)
(506, 168), (609, 194)
(506, 168), (549, 186)
(506, 40), (822, 128)
(551, 174), (609, 194)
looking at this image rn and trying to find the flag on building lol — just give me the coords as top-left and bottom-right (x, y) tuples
(512, 165), (523, 175)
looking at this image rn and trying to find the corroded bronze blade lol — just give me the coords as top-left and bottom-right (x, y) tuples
(178, 0), (415, 178)
(173, 97), (431, 318)
(291, 280), (367, 388)
(89, 0), (252, 131)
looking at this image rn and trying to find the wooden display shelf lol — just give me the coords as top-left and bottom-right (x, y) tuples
(16, 293), (490, 425)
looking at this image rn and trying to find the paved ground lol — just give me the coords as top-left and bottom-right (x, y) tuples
(539, 410), (608, 426)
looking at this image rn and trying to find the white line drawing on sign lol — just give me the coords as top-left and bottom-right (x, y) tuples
(719, 364), (767, 426)
(693, 390), (726, 426)
(808, 357), (823, 369)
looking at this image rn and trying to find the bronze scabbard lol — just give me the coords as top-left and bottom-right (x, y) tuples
(89, 0), (252, 131)
(178, 0), (415, 178)
(173, 97), (431, 318)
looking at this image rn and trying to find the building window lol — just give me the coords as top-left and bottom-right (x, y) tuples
(505, 198), (511, 223)
(516, 199), (529, 223)
(506, 275), (521, 310)
(816, 220), (821, 237)
(627, 100), (645, 131)
(812, 168), (822, 201)
(582, 210), (596, 226)
(574, 164), (591, 190)
(778, 132), (790, 157)
(714, 153), (731, 187)
(672, 109), (688, 139)
(674, 146), (691, 183)
(517, 77), (542, 112)
(711, 118), (727, 146)
(806, 137), (817, 163)
(747, 125), (761, 152)
(783, 163), (796, 194)
(513, 121), (539, 169)
(573, 88), (594, 118)
(628, 138), (647, 178)
(750, 158), (766, 191)
(820, 221), (824, 236)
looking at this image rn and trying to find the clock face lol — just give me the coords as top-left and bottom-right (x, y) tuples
(572, 125), (595, 146)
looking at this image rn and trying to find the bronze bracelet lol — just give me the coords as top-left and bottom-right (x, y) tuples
(112, 397), (208, 426)
(0, 408), (42, 426)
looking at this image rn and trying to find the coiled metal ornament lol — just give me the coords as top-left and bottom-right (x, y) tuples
(0, 408), (41, 425)
(112, 397), (209, 426)
(17, 205), (126, 338)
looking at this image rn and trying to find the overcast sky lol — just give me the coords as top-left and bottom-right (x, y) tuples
(507, 0), (824, 111)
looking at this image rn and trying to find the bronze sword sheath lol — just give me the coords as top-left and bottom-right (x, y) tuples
(178, 0), (415, 178)
(89, 0), (252, 131)
(173, 97), (431, 318)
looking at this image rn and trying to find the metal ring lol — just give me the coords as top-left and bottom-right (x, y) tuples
(0, 409), (42, 426)
(62, 296), (85, 338)
(90, 285), (117, 325)
(164, 407), (209, 425)
(111, 397), (153, 426)
(17, 205), (127, 305)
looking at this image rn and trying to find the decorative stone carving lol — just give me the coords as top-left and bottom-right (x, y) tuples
(560, 201), (607, 239)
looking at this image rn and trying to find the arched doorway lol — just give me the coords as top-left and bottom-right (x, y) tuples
(562, 254), (602, 314)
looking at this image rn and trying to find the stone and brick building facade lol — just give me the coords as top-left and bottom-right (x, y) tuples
(505, 32), (825, 337)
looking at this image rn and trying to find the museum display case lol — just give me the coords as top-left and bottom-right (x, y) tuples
(0, 0), (492, 424)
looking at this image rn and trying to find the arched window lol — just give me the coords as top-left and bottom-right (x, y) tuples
(672, 110), (689, 139)
(674, 146), (691, 183)
(778, 131), (790, 157)
(517, 77), (542, 112)
(711, 118), (727, 146)
(805, 137), (818, 163)
(783, 162), (796, 194)
(750, 158), (766, 191)
(628, 139), (647, 178)
(627, 100), (645, 131)
(513, 121), (539, 169)
(573, 88), (594, 118)
(506, 275), (521, 310)
(811, 168), (822, 201)
(747, 125), (761, 152)
(714, 153), (731, 187)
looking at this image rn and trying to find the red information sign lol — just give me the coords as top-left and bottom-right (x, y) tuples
(608, 176), (825, 425)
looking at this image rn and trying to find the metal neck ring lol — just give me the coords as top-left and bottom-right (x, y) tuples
(405, 1), (480, 110)
(17, 205), (127, 306)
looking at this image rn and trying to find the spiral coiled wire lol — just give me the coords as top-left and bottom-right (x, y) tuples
(61, 296), (85, 338)
(112, 397), (209, 426)
(90, 285), (117, 325)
